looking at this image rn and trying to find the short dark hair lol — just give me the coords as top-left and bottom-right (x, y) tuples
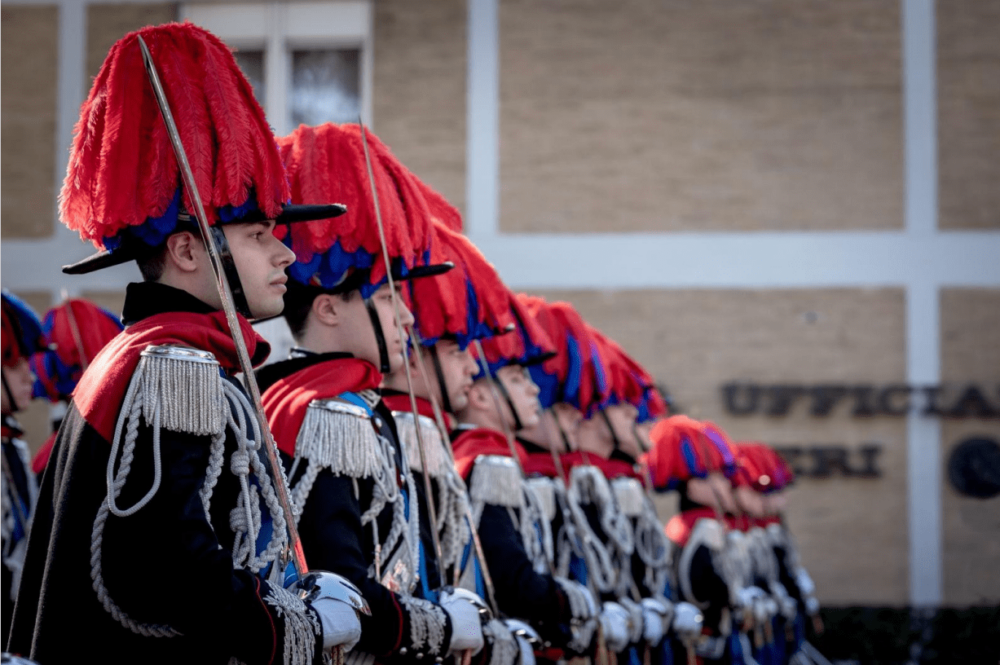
(135, 245), (169, 282)
(282, 280), (358, 340)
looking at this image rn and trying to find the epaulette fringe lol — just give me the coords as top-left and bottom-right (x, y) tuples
(136, 345), (227, 435)
(392, 411), (449, 477)
(611, 477), (646, 517)
(524, 476), (558, 523)
(296, 399), (381, 478)
(469, 455), (524, 508)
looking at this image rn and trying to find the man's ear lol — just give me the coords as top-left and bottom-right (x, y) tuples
(311, 293), (340, 328)
(163, 230), (202, 273)
(467, 382), (491, 411)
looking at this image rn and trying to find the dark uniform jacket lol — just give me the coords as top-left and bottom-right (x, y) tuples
(8, 283), (320, 665)
(258, 354), (452, 664)
(452, 428), (575, 653)
(2, 418), (36, 642)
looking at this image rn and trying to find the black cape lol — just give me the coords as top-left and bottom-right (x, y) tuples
(8, 283), (318, 665)
(257, 355), (452, 664)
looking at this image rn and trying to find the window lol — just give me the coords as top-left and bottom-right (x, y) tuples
(182, 1), (373, 135)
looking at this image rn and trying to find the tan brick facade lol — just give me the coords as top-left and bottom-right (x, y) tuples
(940, 288), (1000, 605)
(373, 0), (467, 216)
(937, 1), (1000, 230)
(536, 288), (910, 605)
(498, 0), (903, 234)
(0, 0), (996, 612)
(87, 3), (178, 80)
(2, 5), (59, 239)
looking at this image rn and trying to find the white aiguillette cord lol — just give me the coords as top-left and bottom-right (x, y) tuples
(137, 35), (308, 576)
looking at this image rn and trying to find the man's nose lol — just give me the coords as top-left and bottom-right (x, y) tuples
(273, 236), (295, 268)
(397, 301), (415, 327)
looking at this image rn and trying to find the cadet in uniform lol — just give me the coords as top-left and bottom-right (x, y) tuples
(649, 416), (756, 665)
(30, 298), (124, 476)
(1, 292), (45, 640)
(8, 24), (364, 664)
(259, 122), (486, 665)
(451, 295), (605, 663)
(384, 209), (535, 665)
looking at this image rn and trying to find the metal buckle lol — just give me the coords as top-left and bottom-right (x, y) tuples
(140, 344), (220, 365)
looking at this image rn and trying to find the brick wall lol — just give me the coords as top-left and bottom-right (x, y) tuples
(2, 5), (59, 239)
(373, 0), (467, 216)
(498, 0), (903, 234)
(940, 288), (1000, 605)
(536, 287), (910, 605)
(937, 1), (1000, 230)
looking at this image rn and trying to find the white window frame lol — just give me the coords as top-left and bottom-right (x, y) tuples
(181, 1), (374, 135)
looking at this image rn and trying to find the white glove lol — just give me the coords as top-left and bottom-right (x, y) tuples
(503, 619), (539, 665)
(312, 597), (363, 651)
(555, 577), (598, 622)
(599, 602), (631, 652)
(618, 598), (644, 644)
(296, 571), (368, 652)
(735, 585), (766, 611)
(672, 602), (703, 642)
(440, 591), (486, 655)
(769, 582), (797, 620)
(795, 569), (816, 596)
(805, 596), (820, 616)
(753, 596), (777, 624)
(640, 598), (672, 646)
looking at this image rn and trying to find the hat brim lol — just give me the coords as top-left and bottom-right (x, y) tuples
(62, 203), (347, 275)
(399, 262), (454, 282)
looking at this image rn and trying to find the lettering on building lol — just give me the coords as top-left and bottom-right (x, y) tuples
(722, 383), (1000, 418)
(773, 445), (883, 478)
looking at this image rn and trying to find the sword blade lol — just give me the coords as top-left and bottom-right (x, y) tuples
(406, 326), (501, 616)
(137, 35), (308, 576)
(357, 120), (447, 586)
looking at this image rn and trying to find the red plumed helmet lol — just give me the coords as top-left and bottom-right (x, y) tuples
(2, 291), (44, 367)
(61, 22), (290, 250)
(410, 222), (514, 346)
(646, 415), (738, 490)
(278, 123), (436, 293)
(519, 297), (608, 414)
(738, 442), (795, 492)
(44, 299), (123, 370)
(473, 291), (556, 376)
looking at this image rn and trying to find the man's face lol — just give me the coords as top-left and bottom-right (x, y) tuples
(765, 492), (787, 515)
(1, 358), (35, 414)
(336, 282), (413, 372)
(496, 364), (541, 430)
(552, 402), (583, 450)
(635, 419), (657, 453)
(687, 471), (737, 514)
(603, 403), (641, 459)
(427, 340), (477, 413)
(225, 221), (296, 319)
(735, 485), (766, 518)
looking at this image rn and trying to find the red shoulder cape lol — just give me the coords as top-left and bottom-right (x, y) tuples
(561, 451), (642, 481)
(380, 393), (456, 431)
(260, 356), (382, 456)
(664, 507), (718, 547)
(522, 450), (562, 479)
(452, 427), (527, 480)
(72, 310), (267, 443)
(32, 432), (58, 475)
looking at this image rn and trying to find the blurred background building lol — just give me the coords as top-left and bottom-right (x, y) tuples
(2, 0), (998, 654)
